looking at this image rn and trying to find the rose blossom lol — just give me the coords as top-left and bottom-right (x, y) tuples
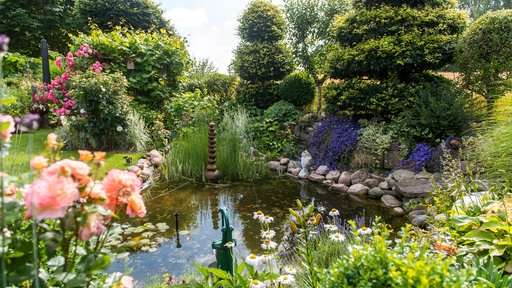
(45, 159), (91, 182)
(126, 194), (146, 217)
(78, 212), (106, 241)
(102, 169), (141, 211)
(23, 174), (79, 220)
(0, 114), (15, 142)
(30, 155), (49, 171)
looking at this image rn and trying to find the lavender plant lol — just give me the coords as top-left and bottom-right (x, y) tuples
(399, 143), (435, 173)
(308, 115), (359, 170)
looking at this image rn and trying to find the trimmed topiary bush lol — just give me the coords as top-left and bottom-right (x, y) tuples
(279, 71), (316, 107)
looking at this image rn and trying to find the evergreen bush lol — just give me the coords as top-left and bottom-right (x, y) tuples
(279, 71), (316, 107)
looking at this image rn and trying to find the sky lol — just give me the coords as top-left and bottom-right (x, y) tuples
(158, 0), (284, 74)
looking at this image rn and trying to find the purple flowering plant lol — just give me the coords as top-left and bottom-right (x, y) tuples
(399, 143), (435, 173)
(308, 115), (359, 170)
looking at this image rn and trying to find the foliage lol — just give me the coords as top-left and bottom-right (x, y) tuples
(458, 0), (512, 20)
(235, 80), (280, 110)
(70, 26), (189, 108)
(456, 9), (512, 106)
(279, 71), (316, 107)
(0, 0), (74, 56)
(355, 119), (395, 169)
(480, 93), (512, 178)
(263, 100), (300, 124)
(72, 0), (174, 34)
(398, 143), (435, 173)
(233, 0), (295, 110)
(62, 71), (134, 151)
(125, 109), (151, 152)
(2, 75), (36, 119)
(237, 0), (286, 43)
(164, 90), (218, 133)
(308, 114), (359, 169)
(2, 52), (42, 78)
(283, 0), (350, 110)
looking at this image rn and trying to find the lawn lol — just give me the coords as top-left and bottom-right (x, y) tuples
(2, 128), (145, 177)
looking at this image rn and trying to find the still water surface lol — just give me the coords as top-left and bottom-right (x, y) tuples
(108, 176), (405, 284)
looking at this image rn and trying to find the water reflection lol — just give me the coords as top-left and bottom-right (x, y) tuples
(108, 177), (405, 285)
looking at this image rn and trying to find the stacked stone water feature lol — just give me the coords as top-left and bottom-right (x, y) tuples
(204, 122), (220, 182)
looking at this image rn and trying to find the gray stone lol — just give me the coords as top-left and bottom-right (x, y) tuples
(415, 171), (432, 180)
(395, 179), (434, 198)
(384, 143), (402, 169)
(382, 188), (402, 199)
(308, 173), (326, 183)
(137, 158), (150, 169)
(323, 180), (334, 186)
(385, 176), (397, 188)
(363, 178), (380, 189)
(267, 161), (281, 170)
(370, 174), (385, 183)
(288, 167), (300, 176)
(280, 158), (291, 166)
(330, 183), (349, 192)
(298, 169), (309, 179)
(379, 181), (390, 190)
(139, 168), (151, 182)
(288, 160), (299, 170)
(347, 184), (369, 196)
(368, 187), (385, 198)
(412, 204), (428, 211)
(390, 207), (405, 216)
(391, 169), (415, 182)
(126, 165), (140, 173)
(381, 195), (401, 208)
(325, 170), (341, 182)
(411, 215), (429, 229)
(299, 150), (312, 179)
(408, 210), (427, 218)
(338, 171), (351, 186)
(351, 169), (370, 184)
(315, 165), (330, 175)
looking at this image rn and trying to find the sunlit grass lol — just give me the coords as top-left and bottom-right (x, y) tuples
(3, 128), (144, 177)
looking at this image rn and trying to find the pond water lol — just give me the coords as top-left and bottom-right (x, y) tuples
(108, 176), (406, 285)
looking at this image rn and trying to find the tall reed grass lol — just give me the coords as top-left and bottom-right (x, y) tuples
(165, 106), (268, 182)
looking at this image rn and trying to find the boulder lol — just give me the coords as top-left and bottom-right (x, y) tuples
(350, 169), (370, 184)
(395, 179), (434, 198)
(288, 160), (300, 170)
(363, 178), (380, 189)
(411, 215), (429, 229)
(381, 195), (401, 208)
(370, 174), (385, 183)
(368, 187), (385, 198)
(325, 170), (341, 182)
(315, 165), (330, 175)
(379, 181), (390, 190)
(390, 169), (415, 182)
(390, 207), (405, 216)
(384, 141), (401, 169)
(267, 161), (281, 171)
(408, 210), (427, 218)
(338, 171), (351, 186)
(415, 171), (432, 180)
(279, 158), (291, 166)
(382, 188), (403, 199)
(288, 167), (300, 176)
(308, 173), (325, 183)
(330, 183), (349, 192)
(323, 179), (334, 186)
(347, 184), (369, 196)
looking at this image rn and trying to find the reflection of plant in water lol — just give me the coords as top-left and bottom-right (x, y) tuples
(104, 222), (170, 255)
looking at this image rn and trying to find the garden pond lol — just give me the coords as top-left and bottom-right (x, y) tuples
(107, 176), (406, 284)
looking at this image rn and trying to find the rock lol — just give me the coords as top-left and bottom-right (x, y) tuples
(323, 179), (334, 186)
(330, 183), (349, 192)
(276, 165), (287, 173)
(280, 158), (290, 166)
(381, 195), (401, 208)
(147, 149), (162, 159)
(147, 150), (164, 167)
(384, 141), (401, 169)
(347, 184), (369, 196)
(411, 215), (429, 229)
(126, 165), (141, 174)
(288, 160), (299, 170)
(382, 188), (403, 199)
(415, 171), (432, 180)
(267, 161), (281, 171)
(368, 187), (385, 198)
(308, 173), (325, 183)
(299, 150), (312, 179)
(137, 158), (150, 169)
(288, 167), (300, 176)
(449, 138), (463, 150)
(351, 169), (370, 184)
(370, 174), (385, 183)
(363, 178), (380, 189)
(408, 210), (427, 218)
(338, 171), (351, 186)
(325, 170), (341, 182)
(385, 176), (397, 188)
(390, 207), (405, 216)
(395, 179), (434, 198)
(139, 168), (151, 182)
(315, 165), (330, 175)
(391, 169), (415, 182)
(379, 181), (390, 190)
(412, 204), (428, 211)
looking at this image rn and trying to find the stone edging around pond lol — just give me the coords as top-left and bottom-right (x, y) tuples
(267, 158), (445, 229)
(126, 150), (164, 190)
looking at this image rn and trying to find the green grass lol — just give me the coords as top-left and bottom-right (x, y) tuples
(2, 128), (144, 177)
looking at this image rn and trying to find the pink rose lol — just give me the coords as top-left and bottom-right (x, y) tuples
(78, 212), (106, 241)
(0, 114), (15, 142)
(45, 159), (91, 182)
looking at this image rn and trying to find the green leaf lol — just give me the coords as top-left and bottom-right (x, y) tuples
(489, 245), (507, 257)
(451, 215), (480, 231)
(462, 230), (496, 242)
(47, 256), (65, 270)
(209, 267), (230, 280)
(480, 220), (508, 231)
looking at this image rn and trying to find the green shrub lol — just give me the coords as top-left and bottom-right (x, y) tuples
(353, 119), (395, 169)
(236, 80), (280, 110)
(164, 89), (218, 132)
(279, 71), (316, 107)
(263, 100), (300, 123)
(2, 52), (41, 78)
(457, 10), (512, 105)
(62, 71), (134, 151)
(2, 76), (34, 118)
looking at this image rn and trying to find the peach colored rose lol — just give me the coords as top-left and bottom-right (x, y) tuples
(78, 212), (106, 241)
(126, 194), (146, 218)
(93, 151), (106, 162)
(81, 181), (108, 205)
(78, 150), (93, 162)
(102, 169), (141, 212)
(3, 183), (18, 200)
(0, 114), (15, 142)
(47, 133), (58, 149)
(46, 159), (90, 181)
(113, 275), (134, 288)
(23, 174), (79, 220)
(30, 155), (49, 171)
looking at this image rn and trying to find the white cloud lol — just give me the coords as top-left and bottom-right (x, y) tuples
(165, 8), (208, 29)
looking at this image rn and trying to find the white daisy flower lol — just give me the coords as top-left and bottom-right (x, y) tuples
(261, 239), (278, 250)
(261, 229), (276, 239)
(278, 274), (295, 285)
(249, 279), (265, 288)
(224, 241), (235, 248)
(357, 227), (373, 235)
(324, 224), (338, 231)
(260, 215), (274, 224)
(245, 254), (260, 266)
(330, 232), (346, 242)
(253, 211), (264, 220)
(283, 267), (297, 274)
(329, 208), (340, 217)
(260, 253), (273, 264)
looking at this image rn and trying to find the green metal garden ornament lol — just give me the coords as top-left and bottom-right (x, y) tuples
(211, 207), (236, 274)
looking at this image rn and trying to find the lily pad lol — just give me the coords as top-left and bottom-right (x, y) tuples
(179, 230), (190, 235)
(148, 247), (158, 253)
(142, 231), (155, 238)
